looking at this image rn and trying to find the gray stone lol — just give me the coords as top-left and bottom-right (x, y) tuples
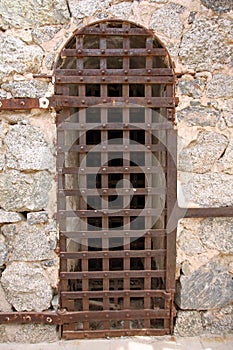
(1, 80), (49, 98)
(202, 304), (233, 334)
(180, 172), (233, 207)
(108, 2), (133, 18)
(0, 324), (58, 343)
(0, 284), (12, 312)
(0, 170), (51, 212)
(150, 3), (185, 40)
(0, 36), (44, 81)
(44, 53), (57, 70)
(177, 229), (206, 255)
(221, 99), (233, 128)
(178, 78), (205, 99)
(27, 211), (49, 225)
(201, 0), (233, 13)
(207, 74), (233, 99)
(69, 0), (111, 20)
(0, 210), (24, 224)
(0, 0), (70, 30)
(0, 234), (7, 266)
(1, 262), (53, 311)
(174, 311), (203, 336)
(199, 218), (233, 254)
(177, 104), (220, 126)
(9, 222), (55, 262)
(179, 131), (228, 173)
(31, 26), (61, 45)
(175, 261), (233, 310)
(5, 125), (54, 171)
(217, 140), (233, 175)
(179, 17), (232, 71)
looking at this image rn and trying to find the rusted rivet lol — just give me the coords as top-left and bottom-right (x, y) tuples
(101, 49), (105, 54)
(46, 317), (53, 323)
(20, 101), (25, 106)
(101, 70), (105, 75)
(103, 99), (107, 103)
(124, 70), (128, 74)
(78, 70), (82, 75)
(78, 49), (82, 54)
(80, 77), (83, 81)
(124, 77), (128, 81)
(147, 49), (151, 54)
(147, 100), (152, 104)
(124, 50), (128, 54)
(81, 100), (85, 104)
(147, 78), (151, 82)
(102, 77), (105, 81)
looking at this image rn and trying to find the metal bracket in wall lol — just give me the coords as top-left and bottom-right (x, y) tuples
(0, 97), (53, 110)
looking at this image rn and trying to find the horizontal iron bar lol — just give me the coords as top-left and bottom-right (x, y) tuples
(56, 121), (174, 130)
(61, 289), (171, 299)
(52, 96), (175, 108)
(0, 312), (62, 325)
(56, 75), (174, 84)
(60, 309), (170, 323)
(75, 27), (155, 36)
(60, 249), (166, 259)
(60, 270), (166, 279)
(58, 208), (165, 217)
(59, 188), (166, 196)
(60, 229), (166, 239)
(61, 48), (167, 57)
(0, 98), (41, 110)
(62, 328), (170, 339)
(57, 144), (167, 152)
(183, 207), (233, 218)
(58, 166), (166, 174)
(55, 68), (174, 76)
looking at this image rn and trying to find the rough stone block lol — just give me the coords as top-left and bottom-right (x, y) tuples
(0, 0), (70, 29)
(5, 124), (54, 171)
(1, 80), (49, 98)
(179, 17), (232, 71)
(0, 36), (43, 81)
(27, 211), (49, 225)
(201, 0), (233, 13)
(175, 261), (233, 310)
(31, 26), (61, 45)
(1, 262), (53, 312)
(0, 324), (58, 343)
(177, 228), (206, 256)
(178, 77), (205, 99)
(0, 284), (12, 312)
(69, 0), (111, 20)
(207, 74), (233, 99)
(199, 218), (233, 255)
(177, 104), (220, 126)
(0, 210), (24, 224)
(174, 311), (203, 336)
(0, 235), (7, 267)
(201, 304), (233, 334)
(0, 170), (51, 212)
(179, 131), (228, 173)
(180, 172), (233, 207)
(9, 222), (56, 262)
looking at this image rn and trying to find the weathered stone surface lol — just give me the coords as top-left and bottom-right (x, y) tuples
(179, 131), (228, 173)
(1, 80), (49, 98)
(1, 262), (53, 311)
(177, 104), (220, 126)
(201, 0), (233, 13)
(31, 26), (61, 45)
(199, 218), (233, 254)
(179, 17), (232, 71)
(0, 284), (12, 312)
(0, 234), (7, 266)
(202, 304), (233, 334)
(180, 172), (233, 207)
(0, 36), (44, 81)
(220, 99), (233, 128)
(150, 3), (185, 40)
(176, 261), (233, 310)
(178, 77), (205, 99)
(9, 222), (55, 262)
(217, 139), (233, 175)
(0, 170), (51, 212)
(177, 229), (206, 256)
(108, 2), (133, 18)
(0, 0), (70, 29)
(0, 324), (58, 343)
(0, 210), (24, 224)
(69, 0), (111, 20)
(207, 74), (233, 99)
(5, 125), (54, 171)
(27, 211), (49, 225)
(174, 311), (203, 336)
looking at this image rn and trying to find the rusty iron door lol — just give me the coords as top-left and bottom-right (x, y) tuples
(55, 20), (177, 339)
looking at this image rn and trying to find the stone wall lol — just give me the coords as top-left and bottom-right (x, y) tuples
(0, 0), (232, 342)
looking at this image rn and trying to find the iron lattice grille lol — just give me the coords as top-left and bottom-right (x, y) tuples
(56, 20), (176, 339)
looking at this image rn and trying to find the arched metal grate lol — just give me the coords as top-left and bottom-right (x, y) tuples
(55, 20), (177, 339)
